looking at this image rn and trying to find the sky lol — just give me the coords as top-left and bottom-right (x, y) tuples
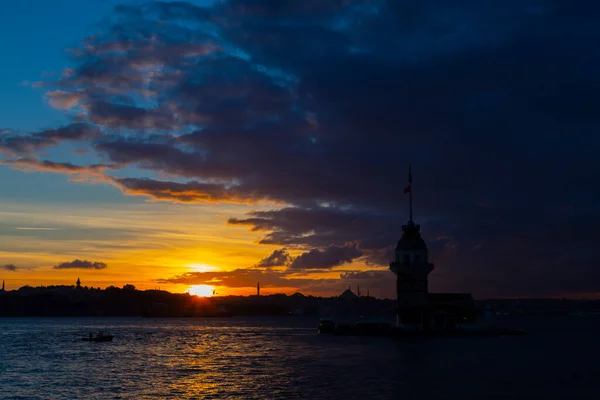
(1, 0), (599, 299)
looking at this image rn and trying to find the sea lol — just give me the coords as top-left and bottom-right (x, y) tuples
(0, 315), (599, 399)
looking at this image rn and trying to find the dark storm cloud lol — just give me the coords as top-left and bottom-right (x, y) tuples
(221, 0), (368, 18)
(7, 0), (600, 297)
(84, 100), (180, 131)
(290, 244), (363, 270)
(2, 264), (17, 272)
(53, 259), (108, 270)
(228, 206), (399, 247)
(228, 206), (415, 265)
(257, 249), (291, 268)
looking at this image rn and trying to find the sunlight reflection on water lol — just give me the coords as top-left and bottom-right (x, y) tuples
(0, 317), (599, 399)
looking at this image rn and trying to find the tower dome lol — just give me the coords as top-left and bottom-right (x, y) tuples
(395, 220), (428, 251)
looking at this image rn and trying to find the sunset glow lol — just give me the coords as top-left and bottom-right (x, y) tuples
(0, 0), (597, 300)
(186, 285), (215, 297)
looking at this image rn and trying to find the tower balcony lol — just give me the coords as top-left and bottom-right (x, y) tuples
(390, 261), (434, 276)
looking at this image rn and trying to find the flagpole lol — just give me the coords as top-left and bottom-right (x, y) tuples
(408, 164), (413, 222)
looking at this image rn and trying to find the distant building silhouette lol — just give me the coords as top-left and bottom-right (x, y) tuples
(257, 281), (260, 296)
(339, 287), (357, 300)
(357, 284), (361, 297)
(1, 280), (4, 292)
(76, 277), (81, 289)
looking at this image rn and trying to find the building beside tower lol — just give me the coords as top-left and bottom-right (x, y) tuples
(390, 165), (475, 331)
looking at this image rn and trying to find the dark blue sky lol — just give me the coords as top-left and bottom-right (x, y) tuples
(1, 0), (599, 298)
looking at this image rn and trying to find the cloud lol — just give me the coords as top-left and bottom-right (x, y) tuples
(53, 259), (108, 270)
(1, 158), (114, 176)
(2, 264), (17, 272)
(157, 266), (398, 297)
(109, 177), (277, 204)
(84, 100), (180, 130)
(15, 227), (59, 231)
(8, 0), (600, 297)
(0, 123), (101, 154)
(158, 268), (332, 288)
(228, 206), (403, 265)
(45, 90), (86, 109)
(257, 249), (291, 267)
(157, 267), (350, 296)
(290, 244), (363, 270)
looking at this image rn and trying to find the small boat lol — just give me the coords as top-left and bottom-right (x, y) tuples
(82, 332), (114, 342)
(317, 318), (336, 334)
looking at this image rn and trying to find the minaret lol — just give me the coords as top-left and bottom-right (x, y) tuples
(76, 277), (81, 289)
(357, 284), (361, 297)
(257, 281), (260, 296)
(1, 280), (4, 291)
(390, 165), (434, 326)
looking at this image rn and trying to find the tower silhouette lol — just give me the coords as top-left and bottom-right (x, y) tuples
(390, 165), (434, 326)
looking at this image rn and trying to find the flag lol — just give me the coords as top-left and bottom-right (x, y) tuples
(404, 185), (411, 194)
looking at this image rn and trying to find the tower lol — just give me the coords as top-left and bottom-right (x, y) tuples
(1, 280), (4, 291)
(389, 165), (434, 325)
(76, 277), (81, 289)
(357, 284), (361, 297)
(257, 281), (260, 296)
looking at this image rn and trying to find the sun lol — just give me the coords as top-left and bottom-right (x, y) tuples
(186, 285), (215, 297)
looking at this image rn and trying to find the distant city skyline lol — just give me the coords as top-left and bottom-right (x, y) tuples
(1, 1), (599, 299)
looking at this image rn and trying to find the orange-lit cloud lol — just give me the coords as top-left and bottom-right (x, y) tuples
(45, 90), (86, 110)
(109, 177), (281, 205)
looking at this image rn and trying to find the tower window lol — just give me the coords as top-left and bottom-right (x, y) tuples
(404, 254), (410, 264)
(415, 255), (421, 264)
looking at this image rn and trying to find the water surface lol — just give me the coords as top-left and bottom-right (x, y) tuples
(1, 316), (598, 399)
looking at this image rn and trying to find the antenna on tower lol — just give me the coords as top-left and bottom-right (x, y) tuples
(409, 164), (413, 221)
(403, 164), (413, 222)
